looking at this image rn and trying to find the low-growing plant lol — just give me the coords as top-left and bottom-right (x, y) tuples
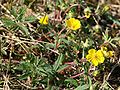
(0, 0), (120, 89)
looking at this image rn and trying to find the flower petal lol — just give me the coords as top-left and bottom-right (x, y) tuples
(88, 49), (96, 55)
(66, 18), (81, 30)
(86, 55), (91, 62)
(73, 20), (81, 30)
(39, 15), (48, 25)
(96, 50), (104, 57)
(107, 51), (114, 57)
(92, 59), (98, 66)
(98, 56), (105, 63)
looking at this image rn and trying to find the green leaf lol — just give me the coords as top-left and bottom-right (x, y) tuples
(1, 18), (16, 27)
(111, 37), (120, 41)
(54, 54), (64, 71)
(18, 7), (26, 16)
(109, 42), (117, 47)
(57, 64), (68, 72)
(17, 23), (29, 35)
(1, 49), (7, 55)
(37, 67), (47, 76)
(17, 7), (26, 21)
(16, 61), (31, 71)
(46, 43), (55, 48)
(88, 76), (93, 90)
(65, 78), (78, 87)
(18, 72), (31, 80)
(10, 7), (17, 18)
(59, 38), (70, 45)
(107, 14), (120, 26)
(24, 16), (36, 22)
(75, 84), (89, 90)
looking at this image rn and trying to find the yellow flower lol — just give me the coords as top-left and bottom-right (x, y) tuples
(66, 18), (81, 30)
(39, 15), (48, 25)
(86, 49), (105, 66)
(100, 46), (114, 58)
(84, 7), (91, 18)
(106, 51), (114, 58)
(101, 46), (108, 56)
(101, 46), (107, 51)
